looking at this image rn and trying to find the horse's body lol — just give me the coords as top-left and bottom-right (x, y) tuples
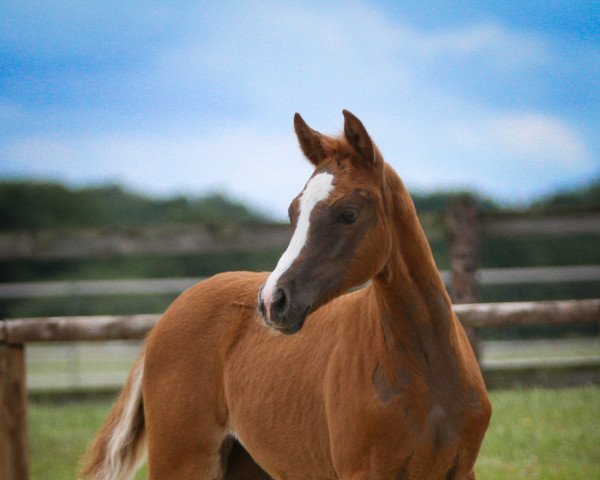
(82, 111), (491, 480)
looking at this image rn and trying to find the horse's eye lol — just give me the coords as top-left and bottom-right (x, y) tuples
(340, 210), (358, 224)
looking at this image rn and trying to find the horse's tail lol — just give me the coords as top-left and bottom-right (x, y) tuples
(80, 352), (146, 480)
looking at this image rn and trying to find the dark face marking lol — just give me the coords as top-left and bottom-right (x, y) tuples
(270, 187), (379, 330)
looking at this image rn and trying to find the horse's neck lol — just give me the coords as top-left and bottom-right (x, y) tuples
(371, 171), (459, 369)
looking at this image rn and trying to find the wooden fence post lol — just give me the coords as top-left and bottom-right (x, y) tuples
(0, 343), (29, 480)
(446, 195), (481, 359)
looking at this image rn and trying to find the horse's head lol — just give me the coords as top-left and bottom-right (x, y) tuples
(258, 110), (392, 334)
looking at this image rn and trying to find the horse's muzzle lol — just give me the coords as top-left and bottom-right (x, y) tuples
(258, 285), (309, 335)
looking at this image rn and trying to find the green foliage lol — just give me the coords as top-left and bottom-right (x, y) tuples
(1, 179), (597, 232)
(531, 179), (600, 213)
(0, 181), (266, 231)
(481, 234), (600, 268)
(411, 179), (600, 216)
(411, 189), (498, 214)
(0, 249), (282, 283)
(1, 294), (178, 319)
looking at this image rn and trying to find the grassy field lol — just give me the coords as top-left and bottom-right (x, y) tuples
(477, 387), (600, 479)
(29, 387), (600, 479)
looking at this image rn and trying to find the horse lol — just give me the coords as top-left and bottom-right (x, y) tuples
(81, 110), (491, 480)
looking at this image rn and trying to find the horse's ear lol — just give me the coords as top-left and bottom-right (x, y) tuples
(294, 113), (327, 166)
(342, 110), (377, 169)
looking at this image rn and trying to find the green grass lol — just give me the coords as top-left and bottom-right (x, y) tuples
(29, 387), (600, 479)
(29, 398), (113, 479)
(29, 396), (147, 479)
(477, 387), (600, 479)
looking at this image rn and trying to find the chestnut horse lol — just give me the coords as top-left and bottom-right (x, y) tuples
(82, 111), (491, 480)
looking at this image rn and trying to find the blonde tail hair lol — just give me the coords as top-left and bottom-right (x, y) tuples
(80, 353), (146, 480)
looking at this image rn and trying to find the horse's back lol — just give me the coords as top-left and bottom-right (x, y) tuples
(146, 270), (267, 344)
(144, 270), (269, 389)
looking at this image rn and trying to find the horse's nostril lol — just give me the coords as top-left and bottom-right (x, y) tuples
(271, 288), (287, 317)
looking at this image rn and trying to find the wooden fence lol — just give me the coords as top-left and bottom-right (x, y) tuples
(1, 205), (599, 479)
(444, 199), (600, 357)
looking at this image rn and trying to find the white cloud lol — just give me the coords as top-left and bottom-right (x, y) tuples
(451, 113), (591, 168)
(156, 1), (408, 117)
(157, 2), (550, 117)
(409, 21), (550, 67)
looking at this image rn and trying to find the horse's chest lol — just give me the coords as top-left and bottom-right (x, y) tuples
(327, 397), (470, 479)
(375, 374), (476, 447)
(325, 355), (480, 477)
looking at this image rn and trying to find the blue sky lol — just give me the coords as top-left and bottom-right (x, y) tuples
(1, 1), (598, 218)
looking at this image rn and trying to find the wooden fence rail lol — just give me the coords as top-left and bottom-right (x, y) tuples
(453, 299), (600, 328)
(0, 314), (160, 343)
(2, 300), (598, 344)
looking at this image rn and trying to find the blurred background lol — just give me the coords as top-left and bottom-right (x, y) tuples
(1, 1), (598, 479)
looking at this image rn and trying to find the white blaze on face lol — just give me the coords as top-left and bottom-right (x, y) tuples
(261, 172), (335, 319)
